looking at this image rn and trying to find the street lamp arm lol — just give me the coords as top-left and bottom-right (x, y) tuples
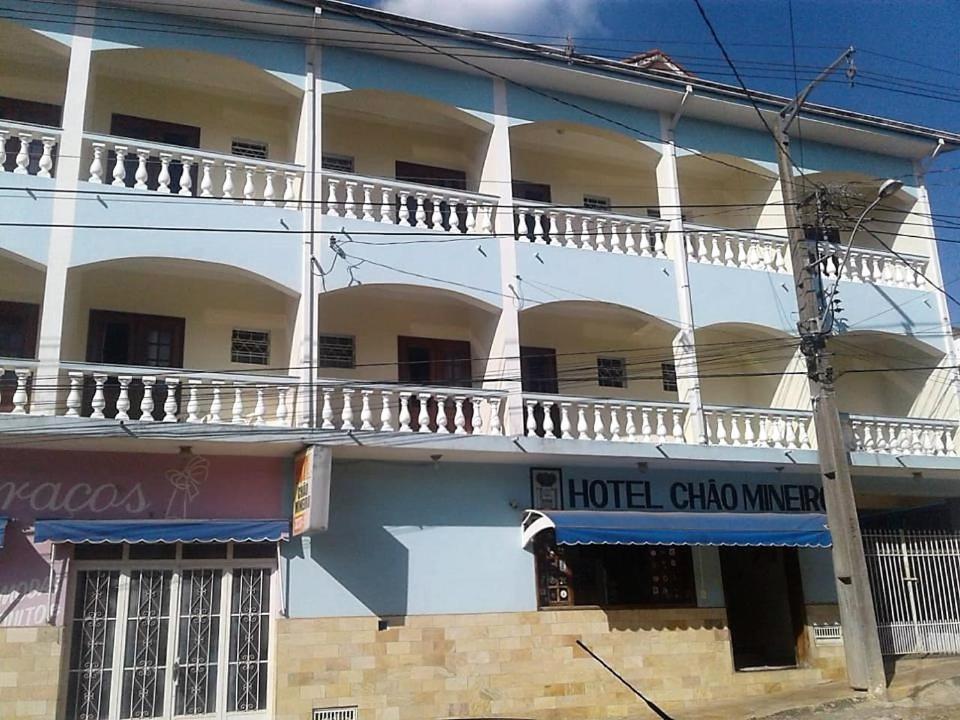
(781, 46), (855, 134)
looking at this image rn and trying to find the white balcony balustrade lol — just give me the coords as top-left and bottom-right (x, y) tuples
(0, 362), (38, 415)
(1, 120), (60, 178)
(522, 394), (687, 443)
(318, 381), (504, 435)
(703, 406), (815, 450)
(82, 134), (303, 207)
(818, 243), (927, 290)
(515, 202), (669, 257)
(685, 225), (791, 274)
(847, 415), (958, 457)
(322, 171), (496, 234)
(56, 364), (299, 426)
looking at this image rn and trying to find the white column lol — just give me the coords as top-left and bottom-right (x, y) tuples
(658, 113), (705, 442)
(480, 78), (524, 435)
(32, 3), (96, 415)
(290, 44), (322, 427)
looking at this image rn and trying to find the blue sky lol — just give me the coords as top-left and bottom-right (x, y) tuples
(358, 0), (960, 316)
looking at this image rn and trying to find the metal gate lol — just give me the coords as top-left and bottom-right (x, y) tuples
(863, 530), (960, 655)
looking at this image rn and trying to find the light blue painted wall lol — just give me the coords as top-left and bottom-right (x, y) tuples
(320, 217), (503, 308)
(515, 243), (680, 323)
(835, 283), (946, 353)
(798, 548), (838, 604)
(0, 175), (54, 267)
(284, 460), (536, 618)
(797, 140), (915, 181)
(91, 5), (306, 89)
(70, 184), (302, 293)
(321, 46), (494, 121)
(689, 264), (799, 333)
(675, 117), (777, 167)
(0, 1), (75, 46)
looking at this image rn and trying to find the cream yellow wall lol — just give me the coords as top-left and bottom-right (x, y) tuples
(510, 146), (659, 217)
(0, 256), (45, 305)
(678, 157), (780, 232)
(61, 264), (297, 371)
(322, 110), (489, 191)
(86, 75), (300, 162)
(519, 305), (679, 402)
(315, 287), (499, 384)
(0, 57), (67, 111)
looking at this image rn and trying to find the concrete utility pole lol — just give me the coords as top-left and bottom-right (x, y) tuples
(775, 47), (887, 695)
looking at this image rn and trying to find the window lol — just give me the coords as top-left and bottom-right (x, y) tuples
(661, 361), (678, 392)
(645, 207), (662, 219)
(534, 530), (695, 608)
(65, 545), (274, 720)
(513, 180), (552, 203)
(322, 153), (355, 174)
(0, 301), (40, 359)
(232, 329), (270, 365)
(597, 357), (627, 389)
(231, 138), (269, 160)
(317, 334), (356, 369)
(583, 195), (611, 211)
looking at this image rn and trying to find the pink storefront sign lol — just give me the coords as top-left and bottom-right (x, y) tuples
(0, 448), (287, 627)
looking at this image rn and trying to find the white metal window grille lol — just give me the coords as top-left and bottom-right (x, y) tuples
(812, 624), (843, 645)
(231, 330), (270, 365)
(231, 139), (269, 161)
(317, 334), (356, 369)
(661, 361), (678, 392)
(66, 546), (274, 720)
(313, 707), (359, 720)
(322, 154), (355, 174)
(583, 195), (611, 211)
(597, 357), (627, 388)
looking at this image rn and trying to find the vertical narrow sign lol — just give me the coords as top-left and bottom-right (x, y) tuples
(293, 445), (331, 535)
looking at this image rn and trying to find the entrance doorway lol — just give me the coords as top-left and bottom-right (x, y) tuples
(720, 547), (806, 670)
(397, 335), (473, 432)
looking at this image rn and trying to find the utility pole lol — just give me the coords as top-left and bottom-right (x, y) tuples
(775, 47), (887, 695)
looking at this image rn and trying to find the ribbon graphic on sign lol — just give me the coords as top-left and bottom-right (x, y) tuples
(165, 456), (208, 518)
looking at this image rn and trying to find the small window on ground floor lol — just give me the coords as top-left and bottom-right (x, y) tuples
(534, 530), (696, 608)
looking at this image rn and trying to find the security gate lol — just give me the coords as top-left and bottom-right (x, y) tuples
(863, 530), (960, 655)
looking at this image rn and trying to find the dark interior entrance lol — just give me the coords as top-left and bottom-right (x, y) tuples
(397, 335), (472, 432)
(720, 546), (806, 670)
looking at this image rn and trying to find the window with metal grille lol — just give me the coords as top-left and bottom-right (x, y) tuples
(597, 357), (627, 388)
(583, 195), (611, 211)
(322, 154), (355, 174)
(231, 329), (270, 365)
(231, 138), (269, 160)
(661, 361), (678, 392)
(317, 334), (356, 369)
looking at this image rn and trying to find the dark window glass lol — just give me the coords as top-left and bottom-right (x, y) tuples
(597, 357), (627, 389)
(127, 543), (177, 560)
(317, 334), (355, 369)
(73, 544), (125, 561)
(661, 361), (678, 392)
(232, 542), (276, 559)
(181, 543), (229, 559)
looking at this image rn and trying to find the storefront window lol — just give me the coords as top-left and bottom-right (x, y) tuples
(534, 531), (695, 608)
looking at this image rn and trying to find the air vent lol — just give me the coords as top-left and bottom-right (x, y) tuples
(322, 153), (355, 174)
(812, 624), (842, 645)
(231, 138), (269, 160)
(583, 194), (611, 211)
(313, 707), (358, 720)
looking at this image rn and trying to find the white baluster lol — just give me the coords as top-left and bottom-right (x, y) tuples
(157, 154), (172, 193)
(163, 378), (180, 422)
(563, 215), (577, 249)
(379, 391), (395, 431)
(139, 377), (155, 422)
(341, 388), (356, 430)
(88, 142), (105, 183)
(326, 177), (341, 216)
(398, 392), (413, 432)
(11, 369), (30, 415)
(14, 134), (31, 174)
(912, 424), (924, 455)
(111, 145), (127, 187)
(200, 159), (214, 197)
(532, 210), (546, 244)
(593, 404), (607, 440)
(609, 222), (623, 254)
(465, 200), (478, 233)
(769, 416), (783, 448)
(576, 405), (589, 440)
(435, 394), (449, 434)
(186, 380), (201, 423)
(320, 387), (334, 429)
(252, 386), (266, 426)
(129, 149), (149, 190)
(178, 156), (193, 196)
(66, 372), (83, 417)
(205, 381), (223, 423)
(414, 193), (428, 228)
(417, 393), (431, 433)
(38, 137), (55, 178)
(275, 387), (290, 427)
(431, 195), (444, 230)
(729, 413), (741, 446)
(489, 398), (503, 436)
(0, 130), (7, 171)
(242, 165), (256, 204)
(231, 384), (245, 424)
(595, 220), (609, 252)
(743, 413), (756, 446)
(723, 236), (736, 267)
(640, 407), (652, 442)
(695, 232), (708, 262)
(263, 169), (277, 207)
(542, 400), (556, 438)
(715, 412), (728, 446)
(453, 397), (467, 435)
(379, 188), (393, 224)
(710, 234), (722, 264)
(653, 229), (666, 258)
(608, 405), (622, 441)
(578, 217), (591, 250)
(115, 376), (132, 421)
(757, 415), (769, 447)
(798, 417), (811, 449)
(625, 406), (638, 442)
(745, 238), (760, 269)
(526, 400), (540, 437)
(360, 390), (374, 431)
(922, 427), (936, 456)
(624, 224), (638, 255)
(397, 191), (410, 225)
(362, 184), (376, 222)
(784, 417), (797, 449)
(91, 374), (107, 419)
(283, 172), (297, 207)
(222, 162), (236, 200)
(471, 398), (483, 434)
(559, 403), (573, 439)
(862, 422), (876, 451)
(672, 409), (684, 443)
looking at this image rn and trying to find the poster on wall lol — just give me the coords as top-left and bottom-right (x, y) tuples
(293, 445), (332, 535)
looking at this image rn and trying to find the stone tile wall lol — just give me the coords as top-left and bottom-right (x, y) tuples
(0, 626), (63, 720)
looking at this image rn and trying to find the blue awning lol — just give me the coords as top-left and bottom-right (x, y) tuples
(34, 519), (289, 544)
(522, 510), (831, 548)
(0, 517), (8, 548)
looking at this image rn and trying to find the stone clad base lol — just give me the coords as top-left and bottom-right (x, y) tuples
(0, 626), (63, 720)
(275, 605), (846, 720)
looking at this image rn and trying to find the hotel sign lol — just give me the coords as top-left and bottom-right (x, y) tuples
(531, 468), (825, 513)
(293, 446), (332, 535)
